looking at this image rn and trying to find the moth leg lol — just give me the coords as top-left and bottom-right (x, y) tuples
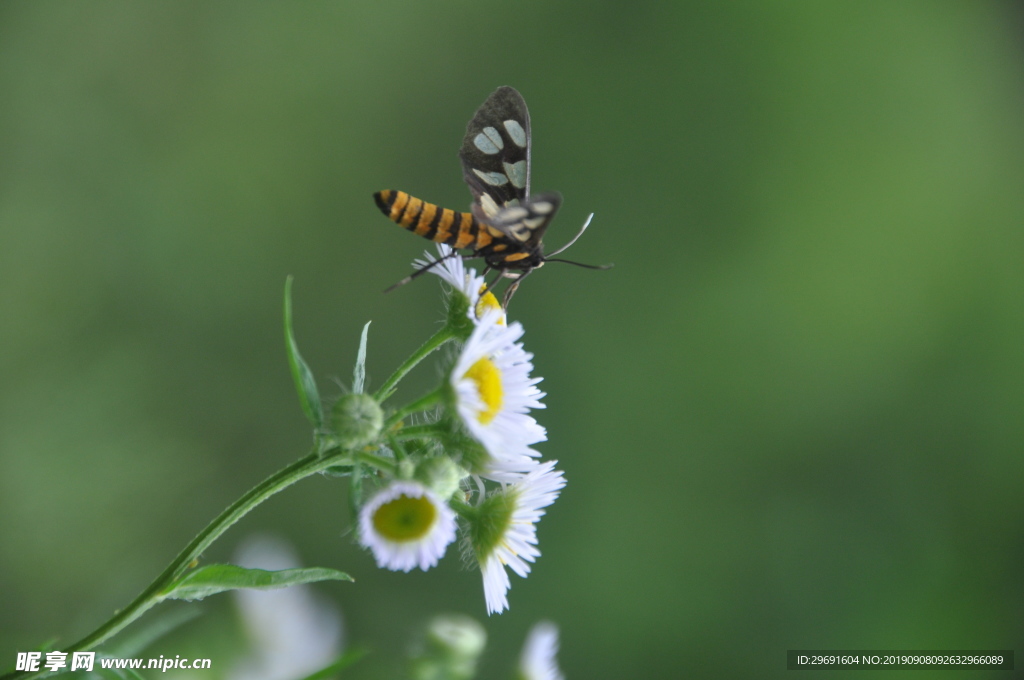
(479, 268), (506, 304)
(501, 267), (535, 308)
(384, 248), (461, 293)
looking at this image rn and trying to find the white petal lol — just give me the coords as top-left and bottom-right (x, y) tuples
(519, 622), (564, 680)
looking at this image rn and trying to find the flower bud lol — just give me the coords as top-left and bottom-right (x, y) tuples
(416, 455), (467, 501)
(410, 614), (486, 680)
(330, 393), (383, 449)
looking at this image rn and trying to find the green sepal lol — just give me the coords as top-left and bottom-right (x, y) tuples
(353, 321), (371, 394)
(284, 276), (324, 429)
(445, 291), (476, 341)
(466, 491), (517, 562)
(160, 564), (352, 602)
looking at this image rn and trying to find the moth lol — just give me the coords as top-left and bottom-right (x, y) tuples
(374, 86), (608, 306)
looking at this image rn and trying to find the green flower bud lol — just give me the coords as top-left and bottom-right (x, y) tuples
(410, 614), (486, 680)
(416, 456), (468, 501)
(330, 393), (383, 449)
(397, 457), (416, 480)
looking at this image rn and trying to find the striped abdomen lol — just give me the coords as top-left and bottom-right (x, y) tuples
(374, 190), (502, 251)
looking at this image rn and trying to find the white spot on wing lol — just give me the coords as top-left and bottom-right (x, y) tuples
(503, 160), (527, 189)
(483, 127), (503, 149)
(503, 119), (527, 147)
(531, 201), (553, 214)
(474, 132), (500, 154)
(473, 169), (509, 186)
(479, 193), (501, 218)
(497, 206), (529, 221)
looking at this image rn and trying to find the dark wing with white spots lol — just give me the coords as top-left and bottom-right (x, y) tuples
(459, 86), (532, 222)
(488, 191), (562, 247)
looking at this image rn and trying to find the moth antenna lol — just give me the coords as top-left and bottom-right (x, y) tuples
(547, 213), (595, 257)
(384, 249), (460, 293)
(545, 258), (614, 270)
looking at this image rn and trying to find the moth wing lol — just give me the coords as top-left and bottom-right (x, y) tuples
(459, 86), (532, 219)
(485, 192), (562, 247)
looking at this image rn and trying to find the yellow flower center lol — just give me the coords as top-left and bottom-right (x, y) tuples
(463, 357), (503, 424)
(372, 494), (437, 541)
(475, 287), (505, 325)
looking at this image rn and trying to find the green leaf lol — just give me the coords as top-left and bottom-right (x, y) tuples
(284, 276), (323, 429)
(161, 564), (352, 602)
(353, 321), (371, 394)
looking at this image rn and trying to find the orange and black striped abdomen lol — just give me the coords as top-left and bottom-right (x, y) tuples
(374, 190), (500, 251)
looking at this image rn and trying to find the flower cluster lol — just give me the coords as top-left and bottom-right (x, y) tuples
(354, 244), (566, 614)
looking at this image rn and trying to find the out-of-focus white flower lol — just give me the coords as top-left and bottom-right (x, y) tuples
(228, 535), (343, 680)
(517, 621), (564, 680)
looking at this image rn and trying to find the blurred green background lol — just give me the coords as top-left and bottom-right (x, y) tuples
(2, 2), (1023, 678)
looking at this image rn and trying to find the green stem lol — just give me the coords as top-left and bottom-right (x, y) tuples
(384, 387), (445, 431)
(386, 432), (408, 462)
(355, 450), (399, 475)
(1, 448), (353, 680)
(393, 423), (450, 440)
(373, 326), (455, 402)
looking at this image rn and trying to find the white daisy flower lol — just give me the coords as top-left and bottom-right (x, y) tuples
(414, 244), (482, 302)
(517, 622), (565, 680)
(358, 480), (457, 572)
(449, 310), (546, 474)
(466, 461), (566, 614)
(415, 244), (505, 325)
